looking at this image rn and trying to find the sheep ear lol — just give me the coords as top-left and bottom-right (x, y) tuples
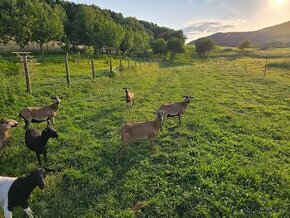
(0, 119), (4, 124)
(51, 96), (56, 99)
(182, 95), (186, 98)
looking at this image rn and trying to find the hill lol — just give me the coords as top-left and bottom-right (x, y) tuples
(188, 21), (290, 47)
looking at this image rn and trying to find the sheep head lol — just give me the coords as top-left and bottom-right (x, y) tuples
(30, 168), (46, 189)
(51, 96), (63, 104)
(156, 110), (165, 122)
(0, 119), (18, 129)
(182, 95), (194, 103)
(41, 126), (59, 139)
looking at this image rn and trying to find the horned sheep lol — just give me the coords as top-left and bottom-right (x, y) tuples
(19, 96), (63, 130)
(123, 87), (134, 108)
(114, 110), (165, 163)
(159, 95), (193, 125)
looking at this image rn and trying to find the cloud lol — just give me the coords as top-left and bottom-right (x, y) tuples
(182, 20), (239, 42)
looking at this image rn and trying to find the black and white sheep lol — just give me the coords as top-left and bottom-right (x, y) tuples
(25, 127), (59, 166)
(19, 96), (63, 130)
(0, 119), (18, 150)
(0, 168), (46, 218)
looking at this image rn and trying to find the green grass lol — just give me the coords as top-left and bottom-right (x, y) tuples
(0, 47), (289, 217)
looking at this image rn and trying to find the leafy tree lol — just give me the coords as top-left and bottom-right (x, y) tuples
(32, 2), (64, 59)
(71, 5), (104, 47)
(97, 20), (124, 76)
(131, 31), (150, 57)
(151, 38), (167, 56)
(166, 37), (184, 60)
(238, 40), (252, 49)
(120, 27), (134, 55)
(0, 0), (37, 49)
(119, 27), (134, 68)
(195, 37), (215, 58)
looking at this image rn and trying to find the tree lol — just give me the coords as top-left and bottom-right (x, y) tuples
(32, 2), (64, 59)
(0, 0), (37, 49)
(120, 28), (134, 55)
(195, 37), (215, 58)
(120, 27), (134, 69)
(151, 38), (167, 56)
(166, 37), (184, 60)
(131, 31), (150, 58)
(238, 40), (252, 50)
(97, 20), (124, 76)
(71, 5), (104, 47)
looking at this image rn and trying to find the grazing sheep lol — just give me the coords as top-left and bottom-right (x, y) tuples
(114, 110), (165, 163)
(0, 168), (46, 218)
(19, 96), (63, 130)
(25, 127), (59, 166)
(159, 95), (193, 125)
(123, 87), (134, 108)
(0, 119), (18, 149)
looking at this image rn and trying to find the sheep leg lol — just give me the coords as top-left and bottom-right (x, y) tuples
(114, 142), (128, 163)
(178, 113), (182, 125)
(4, 209), (12, 218)
(149, 138), (155, 154)
(48, 118), (54, 127)
(44, 151), (48, 163)
(36, 153), (42, 166)
(24, 120), (30, 130)
(3, 204), (12, 218)
(23, 207), (34, 218)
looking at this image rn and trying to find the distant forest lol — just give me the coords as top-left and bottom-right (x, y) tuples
(0, 0), (186, 58)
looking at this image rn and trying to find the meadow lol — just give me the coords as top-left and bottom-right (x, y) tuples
(0, 46), (289, 217)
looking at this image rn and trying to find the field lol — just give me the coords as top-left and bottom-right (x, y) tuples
(0, 46), (289, 217)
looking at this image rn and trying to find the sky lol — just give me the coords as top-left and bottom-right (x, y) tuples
(69, 0), (290, 43)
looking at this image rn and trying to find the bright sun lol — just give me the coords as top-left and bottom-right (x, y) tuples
(275, 0), (287, 4)
(270, 0), (288, 8)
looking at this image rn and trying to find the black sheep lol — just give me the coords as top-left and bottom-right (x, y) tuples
(25, 127), (58, 166)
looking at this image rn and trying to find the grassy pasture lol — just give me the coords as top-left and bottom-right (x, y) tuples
(0, 47), (289, 217)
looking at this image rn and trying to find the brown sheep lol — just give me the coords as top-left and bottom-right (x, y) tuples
(19, 96), (62, 130)
(123, 87), (134, 108)
(159, 95), (193, 125)
(0, 119), (18, 149)
(114, 110), (165, 163)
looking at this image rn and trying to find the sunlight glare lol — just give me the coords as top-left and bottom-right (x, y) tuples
(270, 0), (288, 9)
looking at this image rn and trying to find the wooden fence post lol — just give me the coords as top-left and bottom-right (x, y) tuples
(109, 55), (113, 77)
(65, 56), (70, 85)
(23, 55), (31, 94)
(264, 65), (267, 78)
(91, 59), (96, 79)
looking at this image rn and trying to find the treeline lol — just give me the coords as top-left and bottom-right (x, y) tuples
(0, 0), (186, 59)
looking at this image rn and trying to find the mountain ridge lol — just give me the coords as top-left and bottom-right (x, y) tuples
(188, 21), (290, 47)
